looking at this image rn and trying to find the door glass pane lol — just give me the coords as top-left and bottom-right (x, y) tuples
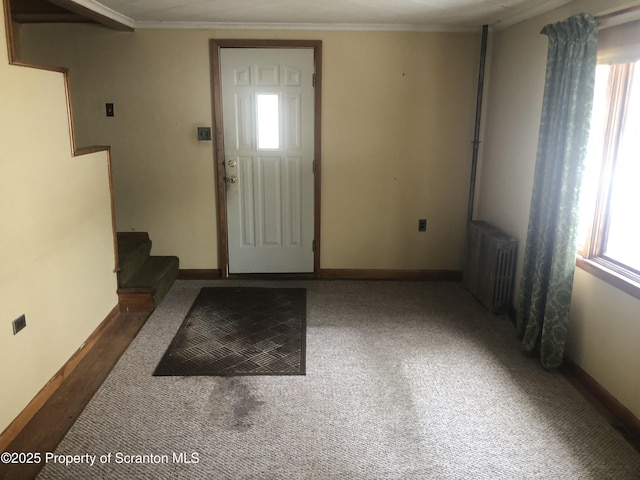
(257, 94), (280, 149)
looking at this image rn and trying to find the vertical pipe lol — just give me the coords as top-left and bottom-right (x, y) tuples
(468, 25), (489, 222)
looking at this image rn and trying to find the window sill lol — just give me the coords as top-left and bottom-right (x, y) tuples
(575, 256), (640, 301)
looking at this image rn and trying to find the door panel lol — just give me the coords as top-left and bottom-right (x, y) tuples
(220, 48), (315, 273)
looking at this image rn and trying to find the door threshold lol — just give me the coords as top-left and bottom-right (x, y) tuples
(226, 273), (316, 280)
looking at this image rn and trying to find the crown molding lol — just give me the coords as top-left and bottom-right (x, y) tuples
(55, 0), (135, 29)
(133, 21), (479, 33)
(58, 0), (582, 33)
(492, 0), (574, 30)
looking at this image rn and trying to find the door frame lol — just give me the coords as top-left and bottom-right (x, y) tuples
(209, 39), (322, 278)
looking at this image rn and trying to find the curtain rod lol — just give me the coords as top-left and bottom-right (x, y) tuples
(595, 4), (640, 29)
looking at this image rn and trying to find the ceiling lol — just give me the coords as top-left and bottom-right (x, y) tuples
(15, 0), (578, 31)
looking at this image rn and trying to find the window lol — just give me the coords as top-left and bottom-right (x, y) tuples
(578, 19), (640, 293)
(256, 94), (280, 150)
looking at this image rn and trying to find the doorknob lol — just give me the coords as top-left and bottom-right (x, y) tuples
(226, 175), (238, 184)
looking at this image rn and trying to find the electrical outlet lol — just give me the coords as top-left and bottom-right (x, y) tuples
(12, 314), (26, 335)
(418, 219), (427, 232)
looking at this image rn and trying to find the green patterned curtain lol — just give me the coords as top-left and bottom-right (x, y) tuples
(517, 13), (598, 369)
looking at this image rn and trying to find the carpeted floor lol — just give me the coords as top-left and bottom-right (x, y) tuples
(37, 280), (640, 479)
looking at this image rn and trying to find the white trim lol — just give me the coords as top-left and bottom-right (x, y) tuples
(133, 21), (479, 33)
(60, 0), (584, 33)
(62, 0), (135, 28)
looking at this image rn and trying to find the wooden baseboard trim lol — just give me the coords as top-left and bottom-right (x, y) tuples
(178, 269), (222, 280)
(118, 287), (154, 313)
(176, 269), (463, 281)
(318, 269), (463, 281)
(562, 358), (640, 440)
(0, 304), (120, 452)
(0, 310), (151, 480)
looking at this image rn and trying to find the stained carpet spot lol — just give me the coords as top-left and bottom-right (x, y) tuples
(209, 378), (265, 431)
(153, 287), (306, 376)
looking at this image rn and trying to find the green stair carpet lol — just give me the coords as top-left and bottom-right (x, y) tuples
(117, 233), (179, 308)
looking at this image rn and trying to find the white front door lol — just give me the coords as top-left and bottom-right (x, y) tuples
(220, 48), (315, 273)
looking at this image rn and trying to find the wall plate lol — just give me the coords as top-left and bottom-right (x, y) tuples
(197, 127), (212, 141)
(12, 314), (26, 335)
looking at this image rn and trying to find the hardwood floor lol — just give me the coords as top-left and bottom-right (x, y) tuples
(0, 312), (149, 480)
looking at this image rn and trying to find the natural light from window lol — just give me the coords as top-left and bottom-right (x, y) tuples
(578, 65), (609, 249)
(256, 94), (280, 150)
(580, 60), (640, 276)
(604, 62), (640, 271)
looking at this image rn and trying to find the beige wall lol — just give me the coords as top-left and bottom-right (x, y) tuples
(5, 0), (639, 438)
(19, 26), (480, 271)
(478, 0), (640, 418)
(0, 10), (119, 433)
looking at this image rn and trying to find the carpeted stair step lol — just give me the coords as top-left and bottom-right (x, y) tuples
(117, 234), (152, 287)
(116, 232), (180, 312)
(122, 255), (180, 306)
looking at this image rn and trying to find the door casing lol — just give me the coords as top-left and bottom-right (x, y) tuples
(210, 39), (322, 278)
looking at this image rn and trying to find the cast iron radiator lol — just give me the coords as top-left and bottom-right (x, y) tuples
(462, 221), (518, 314)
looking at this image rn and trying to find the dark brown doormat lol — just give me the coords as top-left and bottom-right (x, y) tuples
(153, 287), (306, 376)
